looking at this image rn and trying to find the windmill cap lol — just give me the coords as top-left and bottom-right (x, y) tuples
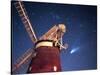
(58, 24), (66, 32)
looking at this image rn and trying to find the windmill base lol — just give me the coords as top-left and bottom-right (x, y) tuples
(27, 40), (61, 73)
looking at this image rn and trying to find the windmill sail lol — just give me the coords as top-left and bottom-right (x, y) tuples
(12, 48), (37, 73)
(40, 24), (66, 42)
(14, 1), (38, 43)
(39, 25), (58, 41)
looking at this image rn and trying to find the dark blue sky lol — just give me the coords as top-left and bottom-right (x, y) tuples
(12, 1), (97, 74)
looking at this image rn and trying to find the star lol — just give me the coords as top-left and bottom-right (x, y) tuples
(31, 12), (35, 16)
(93, 30), (96, 33)
(80, 24), (83, 28)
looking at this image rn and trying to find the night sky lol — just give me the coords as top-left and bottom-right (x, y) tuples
(11, 1), (97, 74)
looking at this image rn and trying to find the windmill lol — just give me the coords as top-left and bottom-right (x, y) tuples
(12, 0), (68, 74)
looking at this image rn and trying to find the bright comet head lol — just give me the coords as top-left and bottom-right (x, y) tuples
(70, 47), (80, 54)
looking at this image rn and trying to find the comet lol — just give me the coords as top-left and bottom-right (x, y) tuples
(70, 47), (80, 54)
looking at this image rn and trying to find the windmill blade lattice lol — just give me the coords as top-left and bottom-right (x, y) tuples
(12, 48), (37, 73)
(14, 1), (38, 43)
